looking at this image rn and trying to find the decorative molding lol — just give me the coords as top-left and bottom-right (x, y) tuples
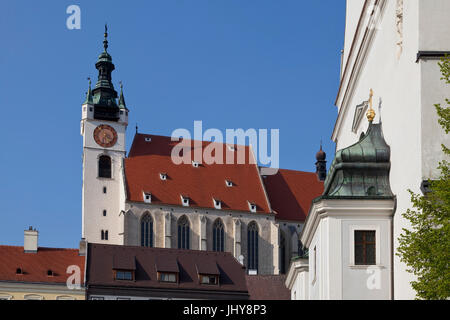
(285, 258), (309, 290)
(351, 101), (369, 133)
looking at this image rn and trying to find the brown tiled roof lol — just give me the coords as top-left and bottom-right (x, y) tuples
(0, 245), (85, 284)
(125, 133), (271, 214)
(87, 243), (248, 294)
(245, 275), (290, 300)
(263, 168), (324, 222)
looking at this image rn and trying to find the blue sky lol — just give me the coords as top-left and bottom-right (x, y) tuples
(0, 1), (345, 248)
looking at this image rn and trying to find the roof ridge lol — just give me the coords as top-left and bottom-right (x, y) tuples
(0, 245), (78, 251)
(133, 132), (251, 148)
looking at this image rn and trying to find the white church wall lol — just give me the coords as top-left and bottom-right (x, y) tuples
(308, 221), (323, 300)
(334, 0), (450, 299)
(418, 0), (450, 51)
(341, 218), (391, 300)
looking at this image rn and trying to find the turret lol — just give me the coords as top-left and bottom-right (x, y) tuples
(315, 144), (327, 181)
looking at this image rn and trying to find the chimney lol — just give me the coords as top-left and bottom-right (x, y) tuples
(24, 226), (38, 253)
(79, 238), (87, 256)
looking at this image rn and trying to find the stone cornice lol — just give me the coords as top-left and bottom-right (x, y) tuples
(285, 258), (309, 290)
(300, 198), (395, 248)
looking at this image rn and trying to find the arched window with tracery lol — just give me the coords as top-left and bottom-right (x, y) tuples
(213, 219), (225, 252)
(99, 155), (112, 178)
(141, 213), (154, 247)
(247, 222), (259, 271)
(178, 216), (190, 250)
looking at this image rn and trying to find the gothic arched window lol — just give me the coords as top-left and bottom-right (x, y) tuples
(141, 214), (154, 247)
(279, 231), (286, 274)
(99, 155), (112, 178)
(213, 219), (225, 252)
(178, 216), (190, 250)
(247, 222), (259, 271)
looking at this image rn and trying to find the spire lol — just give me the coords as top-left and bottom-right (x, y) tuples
(90, 26), (119, 121)
(103, 24), (108, 52)
(83, 77), (93, 104)
(366, 88), (376, 122)
(118, 81), (127, 109)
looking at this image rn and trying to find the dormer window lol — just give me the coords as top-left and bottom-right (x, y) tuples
(160, 173), (167, 181)
(47, 270), (54, 277)
(200, 274), (219, 285)
(192, 161), (199, 168)
(145, 137), (151, 142)
(16, 268), (23, 275)
(213, 199), (222, 210)
(158, 272), (177, 283)
(115, 270), (134, 281)
(181, 196), (190, 207)
(225, 180), (233, 187)
(227, 145), (235, 151)
(248, 202), (257, 213)
(143, 192), (152, 203)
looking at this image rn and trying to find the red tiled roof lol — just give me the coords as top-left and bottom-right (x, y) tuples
(125, 134), (271, 213)
(245, 275), (290, 300)
(0, 245), (85, 284)
(263, 169), (324, 222)
(87, 243), (249, 294)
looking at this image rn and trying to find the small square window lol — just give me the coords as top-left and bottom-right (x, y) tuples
(248, 202), (257, 212)
(225, 180), (233, 187)
(354, 230), (376, 265)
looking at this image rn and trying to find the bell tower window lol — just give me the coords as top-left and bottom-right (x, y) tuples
(99, 155), (112, 178)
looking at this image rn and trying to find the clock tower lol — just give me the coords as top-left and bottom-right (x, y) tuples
(81, 26), (128, 245)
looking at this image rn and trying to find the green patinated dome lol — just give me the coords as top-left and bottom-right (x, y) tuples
(322, 122), (394, 198)
(97, 51), (112, 63)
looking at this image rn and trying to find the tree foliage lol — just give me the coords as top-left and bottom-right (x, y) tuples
(397, 56), (450, 300)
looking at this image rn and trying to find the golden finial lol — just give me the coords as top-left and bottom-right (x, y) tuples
(366, 88), (375, 122)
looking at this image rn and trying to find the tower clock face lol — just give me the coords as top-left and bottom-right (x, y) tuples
(93, 124), (118, 148)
